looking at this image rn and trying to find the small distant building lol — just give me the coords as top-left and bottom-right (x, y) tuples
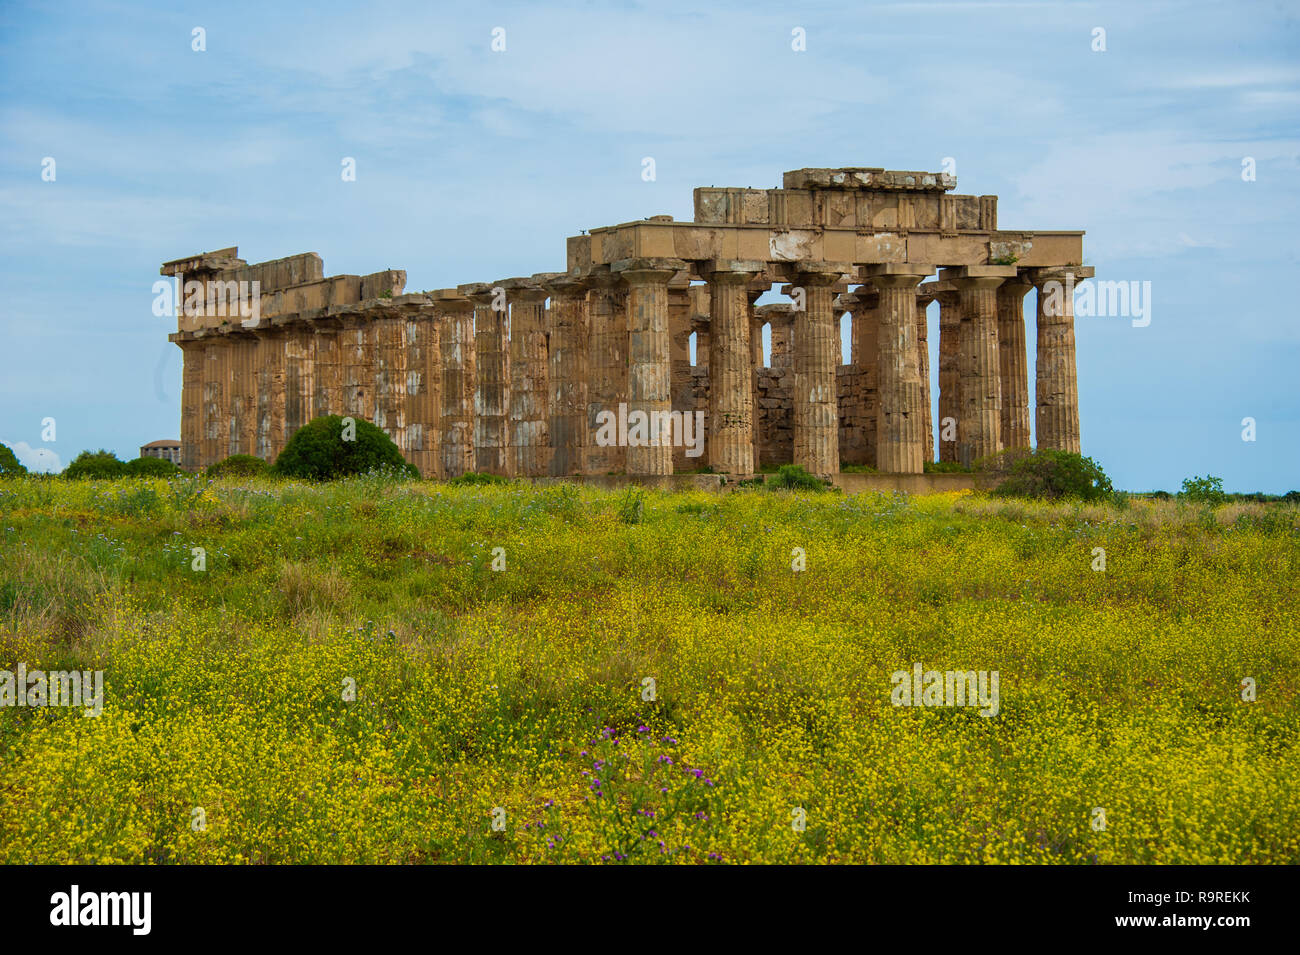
(141, 439), (182, 464)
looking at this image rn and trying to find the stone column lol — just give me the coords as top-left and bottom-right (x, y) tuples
(340, 318), (374, 425)
(935, 285), (961, 463)
(668, 279), (695, 474)
(433, 290), (476, 478)
(373, 310), (408, 451)
(1028, 266), (1093, 453)
(405, 305), (441, 478)
(844, 288), (880, 467)
(283, 323), (315, 441)
(614, 258), (685, 477)
(997, 275), (1034, 452)
(947, 266), (1017, 467)
(201, 338), (222, 467)
(915, 286), (937, 465)
(502, 277), (553, 477)
(862, 265), (934, 474)
(234, 333), (258, 457)
(178, 339), (203, 470)
(701, 260), (764, 479)
(461, 283), (510, 476)
(789, 264), (849, 480)
(545, 273), (590, 476)
(312, 324), (340, 419)
(586, 268), (628, 474)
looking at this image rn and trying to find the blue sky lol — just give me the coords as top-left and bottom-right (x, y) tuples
(1, 0), (1297, 490)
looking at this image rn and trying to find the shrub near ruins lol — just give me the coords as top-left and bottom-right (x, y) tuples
(988, 448), (1113, 502)
(272, 415), (418, 480)
(63, 449), (130, 480)
(0, 443), (27, 476)
(207, 454), (270, 478)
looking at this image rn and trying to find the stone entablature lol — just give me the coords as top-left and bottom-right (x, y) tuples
(167, 166), (1089, 479)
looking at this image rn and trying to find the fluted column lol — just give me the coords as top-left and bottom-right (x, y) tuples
(936, 286), (961, 463)
(179, 340), (203, 470)
(586, 268), (628, 474)
(201, 338), (222, 467)
(235, 333), (258, 457)
(461, 283), (510, 476)
(790, 264), (848, 480)
(1028, 266), (1093, 453)
(284, 324), (315, 441)
(340, 318), (374, 426)
(405, 306), (442, 478)
(915, 287), (936, 465)
(845, 288), (880, 467)
(615, 257), (685, 477)
(701, 261), (763, 479)
(947, 266), (1016, 467)
(545, 273), (590, 476)
(997, 276), (1033, 452)
(501, 278), (552, 477)
(433, 290), (476, 478)
(862, 265), (934, 474)
(373, 311), (407, 450)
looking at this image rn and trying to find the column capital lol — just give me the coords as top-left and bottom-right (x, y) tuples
(1024, 265), (1095, 287)
(457, 281), (500, 306)
(497, 276), (550, 302)
(941, 265), (1018, 290)
(698, 258), (766, 281)
(755, 303), (794, 326)
(585, 265), (624, 291)
(612, 257), (687, 283)
(430, 288), (474, 312)
(859, 263), (935, 287)
(780, 261), (854, 285)
(540, 271), (589, 296)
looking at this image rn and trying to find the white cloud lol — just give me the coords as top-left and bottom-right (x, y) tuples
(6, 441), (62, 474)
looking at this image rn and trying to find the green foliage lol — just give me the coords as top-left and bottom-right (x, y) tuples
(924, 460), (972, 474)
(63, 449), (129, 480)
(126, 456), (181, 477)
(207, 454), (270, 478)
(840, 464), (876, 474)
(988, 448), (1113, 502)
(447, 472), (508, 486)
(770, 464), (831, 492)
(1179, 474), (1228, 506)
(617, 486), (645, 525)
(0, 443), (27, 476)
(272, 415), (418, 481)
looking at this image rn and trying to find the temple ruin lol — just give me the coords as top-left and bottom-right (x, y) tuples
(165, 166), (1091, 480)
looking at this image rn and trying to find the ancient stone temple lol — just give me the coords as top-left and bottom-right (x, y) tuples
(165, 166), (1090, 480)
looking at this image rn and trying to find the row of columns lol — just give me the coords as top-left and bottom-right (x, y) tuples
(181, 261), (1084, 480)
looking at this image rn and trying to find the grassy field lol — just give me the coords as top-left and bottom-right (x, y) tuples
(1, 474), (1297, 864)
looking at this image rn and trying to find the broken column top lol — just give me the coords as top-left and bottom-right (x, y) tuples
(160, 247), (245, 276)
(781, 168), (957, 192)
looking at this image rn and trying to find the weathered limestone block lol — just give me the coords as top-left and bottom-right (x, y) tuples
(862, 264), (934, 474)
(1028, 266), (1093, 454)
(178, 341), (203, 470)
(433, 291), (476, 478)
(996, 276), (1034, 452)
(545, 274), (590, 476)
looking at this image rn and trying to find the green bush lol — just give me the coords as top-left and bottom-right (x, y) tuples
(989, 448), (1113, 502)
(64, 449), (129, 480)
(924, 460), (972, 474)
(447, 472), (508, 486)
(272, 415), (418, 481)
(0, 443), (27, 476)
(207, 454), (270, 478)
(771, 464), (831, 492)
(126, 456), (181, 477)
(617, 486), (645, 525)
(1179, 475), (1228, 506)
